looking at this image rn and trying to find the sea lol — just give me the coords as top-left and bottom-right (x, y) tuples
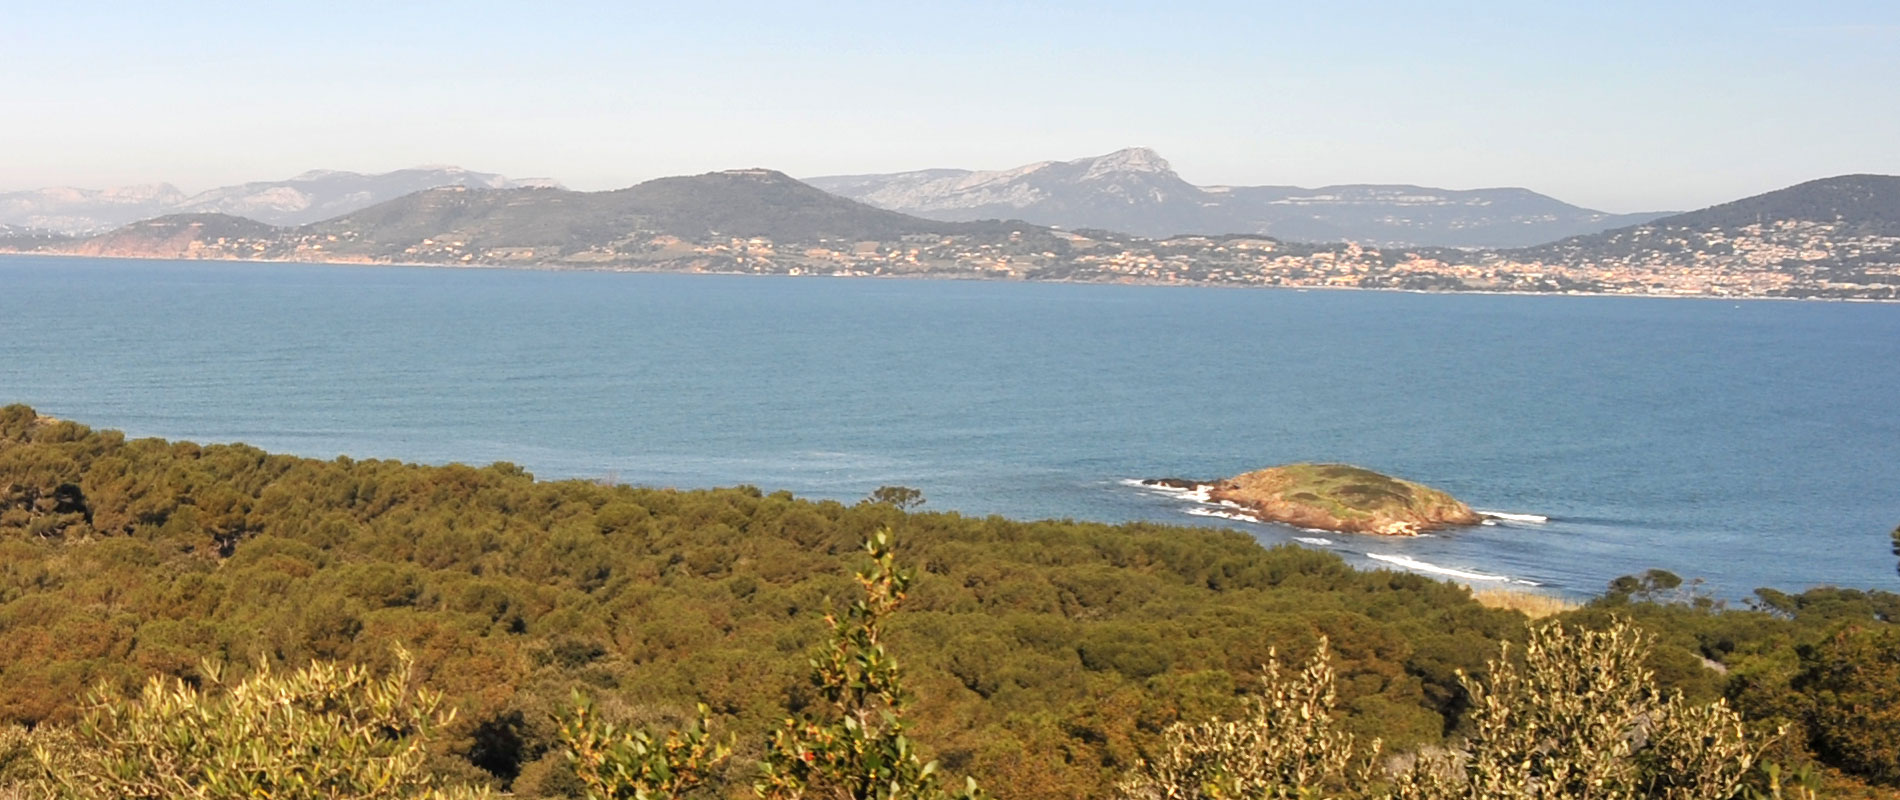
(3, 255), (1897, 599)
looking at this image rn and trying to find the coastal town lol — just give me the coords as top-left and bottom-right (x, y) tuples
(61, 215), (1890, 300)
(8, 168), (1897, 301)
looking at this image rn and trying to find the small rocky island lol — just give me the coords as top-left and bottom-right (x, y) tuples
(1144, 463), (1483, 536)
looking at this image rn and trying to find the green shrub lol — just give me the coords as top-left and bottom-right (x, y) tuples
(1796, 625), (1900, 785)
(27, 650), (489, 800)
(558, 695), (729, 799)
(1396, 619), (1759, 800)
(756, 528), (984, 800)
(1126, 619), (1782, 800)
(1119, 637), (1375, 800)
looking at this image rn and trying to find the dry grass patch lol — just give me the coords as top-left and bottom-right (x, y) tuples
(1473, 587), (1579, 619)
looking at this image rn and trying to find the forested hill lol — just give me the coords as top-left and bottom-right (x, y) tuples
(304, 169), (1015, 250)
(1, 406), (1896, 797)
(34, 169), (1044, 265)
(62, 213), (281, 258)
(1655, 174), (1900, 232)
(1512, 174), (1900, 264)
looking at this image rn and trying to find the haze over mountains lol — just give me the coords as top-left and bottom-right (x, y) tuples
(294, 168), (1015, 254)
(4, 149), (1670, 249)
(42, 169), (1041, 268)
(0, 167), (560, 234)
(9, 165), (1895, 300)
(809, 148), (1670, 248)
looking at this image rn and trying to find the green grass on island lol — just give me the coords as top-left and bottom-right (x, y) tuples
(1209, 463), (1482, 535)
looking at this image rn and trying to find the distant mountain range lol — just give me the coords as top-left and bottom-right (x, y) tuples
(38, 169), (1043, 267)
(5, 166), (1895, 300)
(5, 150), (1667, 248)
(808, 148), (1670, 249)
(0, 167), (560, 234)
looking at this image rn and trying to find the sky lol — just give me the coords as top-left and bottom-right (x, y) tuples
(4, 0), (1898, 212)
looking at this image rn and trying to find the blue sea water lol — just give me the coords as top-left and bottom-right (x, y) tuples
(2, 255), (1897, 598)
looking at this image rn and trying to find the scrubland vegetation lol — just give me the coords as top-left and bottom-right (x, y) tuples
(0, 405), (1895, 798)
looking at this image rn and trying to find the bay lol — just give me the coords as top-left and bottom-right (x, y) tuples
(3, 255), (1897, 598)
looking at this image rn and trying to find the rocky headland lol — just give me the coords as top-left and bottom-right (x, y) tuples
(1143, 463), (1483, 536)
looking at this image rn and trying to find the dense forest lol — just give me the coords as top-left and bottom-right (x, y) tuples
(0, 405), (1895, 798)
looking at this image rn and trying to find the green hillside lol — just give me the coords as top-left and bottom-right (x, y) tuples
(301, 170), (1018, 257)
(1650, 174), (1900, 233)
(0, 406), (1894, 797)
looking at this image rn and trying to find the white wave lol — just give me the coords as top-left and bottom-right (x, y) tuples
(1293, 536), (1334, 546)
(1184, 507), (1261, 523)
(1126, 478), (1212, 503)
(1478, 510), (1549, 523)
(1366, 552), (1514, 583)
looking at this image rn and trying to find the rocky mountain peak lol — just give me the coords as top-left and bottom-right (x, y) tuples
(716, 168), (797, 182)
(1078, 147), (1173, 179)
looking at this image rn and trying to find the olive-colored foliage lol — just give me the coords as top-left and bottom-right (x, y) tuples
(1795, 625), (1900, 785)
(22, 650), (490, 800)
(1, 406), (1894, 797)
(0, 406), (1537, 797)
(0, 726), (63, 800)
(1127, 620), (1778, 800)
(756, 529), (983, 800)
(1119, 637), (1375, 800)
(1582, 573), (1900, 791)
(1397, 619), (1758, 800)
(560, 695), (731, 799)
(865, 487), (924, 512)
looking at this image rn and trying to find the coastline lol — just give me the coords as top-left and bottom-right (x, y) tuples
(3, 249), (1895, 304)
(5, 262), (1896, 598)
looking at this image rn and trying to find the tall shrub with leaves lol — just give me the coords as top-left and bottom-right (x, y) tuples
(28, 651), (489, 800)
(756, 528), (983, 800)
(1, 725), (60, 800)
(1118, 637), (1376, 800)
(559, 694), (731, 799)
(1393, 619), (1759, 800)
(1796, 624), (1900, 785)
(1891, 524), (1899, 578)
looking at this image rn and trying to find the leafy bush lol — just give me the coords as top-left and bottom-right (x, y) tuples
(25, 650), (489, 800)
(1396, 619), (1759, 800)
(1128, 619), (1791, 800)
(559, 695), (729, 799)
(1796, 625), (1900, 785)
(756, 528), (984, 800)
(1119, 637), (1374, 800)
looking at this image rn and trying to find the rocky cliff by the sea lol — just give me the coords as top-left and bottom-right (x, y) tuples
(1146, 463), (1482, 536)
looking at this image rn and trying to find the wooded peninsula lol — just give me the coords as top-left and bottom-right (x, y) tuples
(0, 406), (1895, 798)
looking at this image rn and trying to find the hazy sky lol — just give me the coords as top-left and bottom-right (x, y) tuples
(6, 0), (1898, 212)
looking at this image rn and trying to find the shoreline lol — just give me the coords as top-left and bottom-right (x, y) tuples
(0, 408), (1601, 603)
(2, 249), (1895, 304)
(5, 396), (1889, 603)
